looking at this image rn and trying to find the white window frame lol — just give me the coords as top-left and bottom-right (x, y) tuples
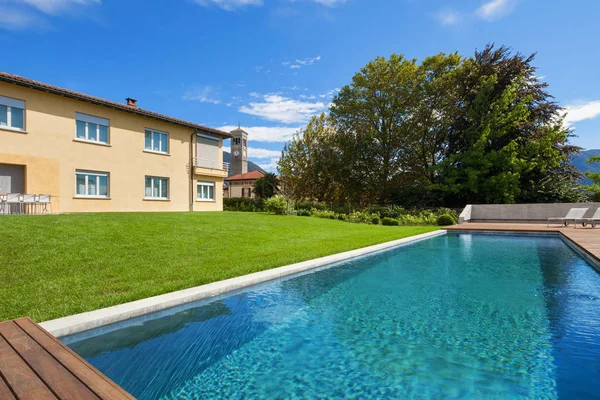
(145, 176), (169, 200)
(75, 113), (110, 144)
(0, 95), (26, 131)
(75, 170), (110, 198)
(145, 128), (169, 154)
(197, 181), (215, 202)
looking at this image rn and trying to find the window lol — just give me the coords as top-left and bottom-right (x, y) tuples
(76, 170), (109, 198)
(196, 133), (220, 168)
(145, 129), (169, 154)
(0, 95), (25, 131)
(75, 113), (109, 144)
(145, 176), (169, 199)
(197, 181), (215, 201)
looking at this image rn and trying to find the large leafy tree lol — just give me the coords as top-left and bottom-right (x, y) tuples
(330, 54), (419, 203)
(277, 114), (340, 202)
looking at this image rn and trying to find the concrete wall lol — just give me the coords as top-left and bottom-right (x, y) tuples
(459, 203), (600, 223)
(0, 81), (225, 213)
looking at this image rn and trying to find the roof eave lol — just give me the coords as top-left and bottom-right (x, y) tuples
(0, 73), (232, 139)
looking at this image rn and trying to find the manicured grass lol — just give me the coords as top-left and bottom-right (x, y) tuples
(0, 212), (438, 322)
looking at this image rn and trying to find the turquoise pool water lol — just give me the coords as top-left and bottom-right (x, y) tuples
(64, 233), (600, 399)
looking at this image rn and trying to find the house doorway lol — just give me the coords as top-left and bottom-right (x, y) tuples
(0, 164), (25, 214)
(0, 164), (25, 194)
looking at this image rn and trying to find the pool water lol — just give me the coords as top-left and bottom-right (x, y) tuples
(65, 234), (600, 399)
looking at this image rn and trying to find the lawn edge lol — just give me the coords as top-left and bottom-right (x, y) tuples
(41, 229), (445, 338)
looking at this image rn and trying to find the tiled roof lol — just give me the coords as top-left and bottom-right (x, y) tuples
(0, 72), (232, 138)
(225, 170), (265, 181)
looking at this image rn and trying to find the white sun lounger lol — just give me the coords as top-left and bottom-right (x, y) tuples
(578, 208), (600, 228)
(547, 208), (589, 228)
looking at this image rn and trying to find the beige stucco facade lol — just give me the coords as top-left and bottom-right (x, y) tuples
(0, 81), (228, 213)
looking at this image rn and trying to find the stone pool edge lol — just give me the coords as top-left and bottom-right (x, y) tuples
(40, 229), (446, 338)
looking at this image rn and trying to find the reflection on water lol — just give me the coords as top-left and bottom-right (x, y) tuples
(65, 234), (600, 399)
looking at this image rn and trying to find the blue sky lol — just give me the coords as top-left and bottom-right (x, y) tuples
(2, 0), (600, 171)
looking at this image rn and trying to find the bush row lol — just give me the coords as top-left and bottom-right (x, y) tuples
(301, 208), (456, 226)
(226, 197), (458, 226)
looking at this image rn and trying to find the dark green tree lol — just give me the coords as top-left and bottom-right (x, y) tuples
(253, 172), (279, 199)
(585, 156), (600, 201)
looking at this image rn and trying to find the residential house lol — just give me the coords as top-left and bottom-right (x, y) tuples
(0, 72), (231, 213)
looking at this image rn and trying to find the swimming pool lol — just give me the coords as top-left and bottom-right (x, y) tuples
(64, 233), (600, 399)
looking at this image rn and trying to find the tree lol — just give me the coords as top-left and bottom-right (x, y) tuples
(253, 172), (278, 199)
(280, 45), (582, 208)
(446, 45), (581, 204)
(277, 114), (341, 202)
(330, 54), (419, 203)
(585, 156), (600, 201)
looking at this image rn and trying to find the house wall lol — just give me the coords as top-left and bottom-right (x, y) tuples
(0, 81), (224, 213)
(226, 180), (256, 198)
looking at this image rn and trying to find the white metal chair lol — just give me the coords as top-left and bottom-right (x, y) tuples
(38, 194), (52, 214)
(6, 193), (23, 214)
(547, 208), (589, 228)
(22, 194), (36, 215)
(0, 194), (6, 215)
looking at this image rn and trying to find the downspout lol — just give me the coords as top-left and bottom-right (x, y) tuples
(190, 131), (196, 212)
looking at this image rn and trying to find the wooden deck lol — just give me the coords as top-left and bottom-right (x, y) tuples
(447, 223), (600, 266)
(0, 317), (134, 400)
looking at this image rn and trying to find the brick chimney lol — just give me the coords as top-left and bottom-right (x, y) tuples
(126, 98), (137, 107)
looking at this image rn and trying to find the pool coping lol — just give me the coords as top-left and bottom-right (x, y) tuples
(40, 229), (446, 338)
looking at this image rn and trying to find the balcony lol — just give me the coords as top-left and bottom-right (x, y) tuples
(193, 158), (230, 178)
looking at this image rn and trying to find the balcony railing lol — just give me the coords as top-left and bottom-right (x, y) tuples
(193, 158), (230, 171)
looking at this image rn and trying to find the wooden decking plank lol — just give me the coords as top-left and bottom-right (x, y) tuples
(0, 321), (99, 400)
(0, 371), (17, 400)
(15, 318), (134, 400)
(0, 332), (57, 400)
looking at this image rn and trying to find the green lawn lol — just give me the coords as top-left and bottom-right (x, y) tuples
(0, 212), (438, 322)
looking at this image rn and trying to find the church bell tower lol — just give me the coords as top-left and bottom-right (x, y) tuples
(230, 126), (248, 176)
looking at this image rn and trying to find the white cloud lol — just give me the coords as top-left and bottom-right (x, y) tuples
(1, 0), (99, 29)
(258, 158), (280, 173)
(563, 101), (600, 126)
(194, 0), (262, 11)
(219, 125), (301, 143)
(310, 0), (346, 6)
(1, 6), (42, 29)
(18, 0), (100, 14)
(239, 94), (325, 124)
(282, 56), (321, 69)
(182, 86), (221, 104)
(435, 9), (461, 26)
(475, 0), (517, 21)
(248, 148), (282, 159)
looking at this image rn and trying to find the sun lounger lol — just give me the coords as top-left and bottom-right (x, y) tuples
(578, 208), (600, 228)
(547, 208), (589, 228)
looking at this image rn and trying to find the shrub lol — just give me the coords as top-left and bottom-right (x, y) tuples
(371, 215), (381, 225)
(311, 209), (337, 219)
(297, 209), (311, 217)
(382, 217), (400, 226)
(264, 196), (287, 215)
(224, 197), (264, 212)
(297, 201), (327, 211)
(348, 211), (376, 224)
(435, 207), (459, 223)
(437, 214), (456, 226)
(337, 213), (348, 221)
